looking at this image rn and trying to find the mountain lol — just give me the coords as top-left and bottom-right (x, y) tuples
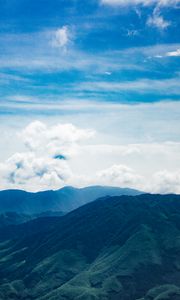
(0, 185), (141, 214)
(0, 212), (33, 228)
(0, 193), (180, 299)
(0, 211), (64, 230)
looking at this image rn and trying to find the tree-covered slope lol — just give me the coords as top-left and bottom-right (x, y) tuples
(0, 194), (180, 300)
(0, 212), (33, 228)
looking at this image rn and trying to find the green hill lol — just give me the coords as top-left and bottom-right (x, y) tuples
(0, 194), (180, 300)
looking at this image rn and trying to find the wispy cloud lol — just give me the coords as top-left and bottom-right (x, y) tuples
(101, 0), (176, 31)
(154, 47), (180, 58)
(75, 77), (180, 95)
(126, 29), (139, 36)
(0, 44), (143, 73)
(147, 14), (170, 29)
(166, 48), (180, 57)
(51, 26), (72, 49)
(0, 29), (179, 76)
(0, 73), (32, 84)
(100, 0), (180, 7)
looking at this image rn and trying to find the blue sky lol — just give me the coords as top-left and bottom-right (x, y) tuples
(0, 0), (180, 192)
(0, 0), (180, 107)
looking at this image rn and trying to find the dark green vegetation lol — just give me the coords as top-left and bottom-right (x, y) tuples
(0, 186), (141, 215)
(0, 194), (180, 299)
(0, 211), (64, 229)
(0, 212), (33, 228)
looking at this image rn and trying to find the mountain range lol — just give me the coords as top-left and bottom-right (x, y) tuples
(0, 185), (141, 215)
(0, 193), (180, 299)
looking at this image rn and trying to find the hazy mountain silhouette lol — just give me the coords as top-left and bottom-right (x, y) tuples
(0, 185), (141, 215)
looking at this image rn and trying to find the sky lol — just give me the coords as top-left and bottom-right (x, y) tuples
(0, 0), (180, 193)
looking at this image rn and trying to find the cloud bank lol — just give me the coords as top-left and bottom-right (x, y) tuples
(94, 164), (180, 194)
(0, 121), (180, 194)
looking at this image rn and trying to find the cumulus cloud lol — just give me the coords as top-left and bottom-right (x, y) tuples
(0, 152), (72, 191)
(1, 120), (180, 194)
(20, 120), (95, 157)
(94, 164), (180, 194)
(52, 26), (71, 49)
(96, 164), (143, 189)
(0, 121), (94, 191)
(149, 170), (180, 194)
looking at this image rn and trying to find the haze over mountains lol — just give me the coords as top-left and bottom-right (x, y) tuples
(0, 193), (180, 300)
(0, 185), (141, 215)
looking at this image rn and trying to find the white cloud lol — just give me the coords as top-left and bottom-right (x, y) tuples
(147, 14), (170, 29)
(150, 170), (180, 194)
(20, 121), (95, 157)
(154, 47), (180, 58)
(0, 30), (179, 74)
(52, 26), (70, 49)
(0, 73), (31, 84)
(1, 138), (180, 193)
(1, 32), (175, 74)
(166, 49), (180, 57)
(0, 121), (95, 191)
(105, 71), (112, 75)
(75, 77), (180, 94)
(0, 112), (180, 193)
(92, 165), (180, 194)
(102, 0), (175, 31)
(0, 152), (72, 191)
(96, 164), (143, 189)
(101, 0), (179, 6)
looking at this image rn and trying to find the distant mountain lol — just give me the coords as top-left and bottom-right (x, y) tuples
(0, 185), (141, 214)
(0, 193), (180, 300)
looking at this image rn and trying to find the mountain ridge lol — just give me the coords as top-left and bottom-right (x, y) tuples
(0, 193), (180, 299)
(0, 185), (142, 215)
